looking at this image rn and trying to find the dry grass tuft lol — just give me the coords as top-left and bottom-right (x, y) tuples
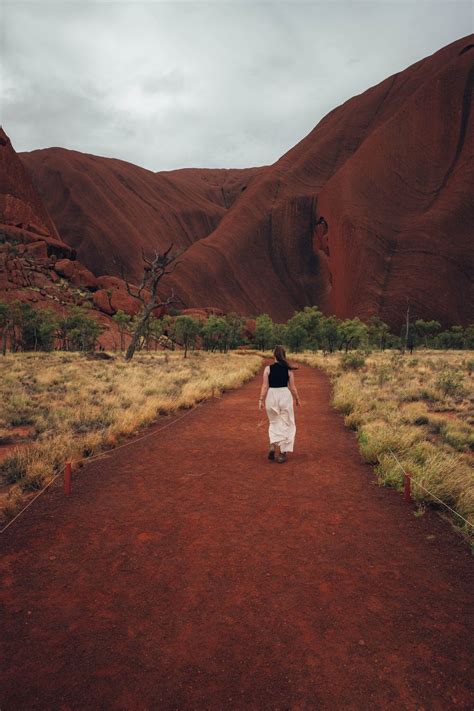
(294, 350), (474, 538)
(0, 351), (261, 521)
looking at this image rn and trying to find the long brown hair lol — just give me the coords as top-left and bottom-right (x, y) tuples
(273, 344), (297, 370)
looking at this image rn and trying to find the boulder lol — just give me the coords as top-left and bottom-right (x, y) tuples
(54, 258), (75, 279)
(54, 258), (98, 290)
(69, 263), (98, 290)
(95, 275), (125, 291)
(110, 289), (141, 316)
(92, 289), (115, 316)
(92, 288), (141, 316)
(24, 241), (49, 259)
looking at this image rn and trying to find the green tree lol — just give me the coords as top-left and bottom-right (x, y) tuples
(147, 316), (163, 351)
(449, 325), (464, 349)
(7, 301), (24, 352)
(254, 314), (275, 350)
(273, 323), (288, 346)
(201, 316), (232, 352)
(286, 321), (307, 352)
(225, 312), (245, 349)
(173, 316), (201, 357)
(435, 326), (464, 351)
(299, 306), (325, 349)
(63, 307), (102, 351)
(320, 316), (340, 353)
(0, 300), (10, 355)
(18, 304), (57, 352)
(112, 310), (132, 351)
(367, 315), (391, 350)
(338, 318), (368, 352)
(414, 319), (441, 348)
(463, 324), (474, 349)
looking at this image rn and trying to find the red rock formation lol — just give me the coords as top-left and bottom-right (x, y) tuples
(0, 127), (59, 240)
(163, 35), (473, 327)
(20, 148), (262, 282)
(11, 36), (474, 329)
(54, 259), (98, 290)
(0, 128), (75, 263)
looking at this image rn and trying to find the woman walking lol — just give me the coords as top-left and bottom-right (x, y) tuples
(258, 345), (301, 463)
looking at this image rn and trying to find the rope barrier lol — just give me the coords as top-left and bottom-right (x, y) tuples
(0, 400), (206, 535)
(0, 474), (60, 535)
(388, 448), (473, 529)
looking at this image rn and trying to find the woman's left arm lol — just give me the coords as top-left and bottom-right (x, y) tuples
(258, 367), (270, 409)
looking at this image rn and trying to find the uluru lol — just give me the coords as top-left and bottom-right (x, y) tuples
(2, 35), (473, 328)
(2, 7), (474, 711)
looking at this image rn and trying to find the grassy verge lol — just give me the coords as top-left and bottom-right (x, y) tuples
(0, 351), (262, 521)
(293, 350), (474, 540)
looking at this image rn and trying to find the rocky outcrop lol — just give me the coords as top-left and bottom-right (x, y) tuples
(8, 36), (474, 329)
(54, 258), (98, 290)
(20, 148), (262, 283)
(0, 127), (58, 239)
(163, 35), (474, 327)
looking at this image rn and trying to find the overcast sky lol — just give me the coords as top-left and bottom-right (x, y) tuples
(1, 0), (472, 171)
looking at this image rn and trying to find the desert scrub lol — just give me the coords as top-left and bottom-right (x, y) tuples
(0, 351), (262, 520)
(340, 351), (366, 371)
(436, 369), (465, 397)
(292, 349), (474, 537)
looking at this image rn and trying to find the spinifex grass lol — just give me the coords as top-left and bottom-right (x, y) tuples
(293, 350), (474, 538)
(0, 351), (261, 520)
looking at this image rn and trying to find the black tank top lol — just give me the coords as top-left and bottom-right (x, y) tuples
(268, 362), (289, 387)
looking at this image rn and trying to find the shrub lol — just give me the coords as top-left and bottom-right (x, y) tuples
(377, 365), (391, 386)
(340, 351), (365, 371)
(400, 402), (429, 426)
(358, 421), (423, 464)
(441, 425), (474, 452)
(436, 369), (464, 396)
(0, 451), (28, 484)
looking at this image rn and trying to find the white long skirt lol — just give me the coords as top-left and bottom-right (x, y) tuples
(265, 387), (296, 453)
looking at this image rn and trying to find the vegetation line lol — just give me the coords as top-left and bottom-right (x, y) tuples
(388, 448), (473, 529)
(0, 352), (262, 522)
(1, 395), (209, 535)
(291, 350), (474, 542)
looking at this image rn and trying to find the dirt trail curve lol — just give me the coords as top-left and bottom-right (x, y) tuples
(1, 365), (473, 710)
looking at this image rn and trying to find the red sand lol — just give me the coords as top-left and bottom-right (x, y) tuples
(1, 366), (473, 709)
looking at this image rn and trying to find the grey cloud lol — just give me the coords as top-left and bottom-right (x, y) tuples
(1, 0), (472, 171)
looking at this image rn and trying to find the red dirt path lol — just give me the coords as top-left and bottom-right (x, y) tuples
(1, 366), (473, 710)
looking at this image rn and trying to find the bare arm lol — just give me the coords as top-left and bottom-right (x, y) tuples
(258, 366), (270, 409)
(289, 370), (301, 406)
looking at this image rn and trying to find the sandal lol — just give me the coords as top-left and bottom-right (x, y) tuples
(277, 453), (287, 464)
(268, 448), (275, 461)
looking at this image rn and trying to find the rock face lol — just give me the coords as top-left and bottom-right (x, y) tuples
(0, 127), (60, 241)
(20, 148), (262, 283)
(0, 127), (75, 260)
(162, 35), (472, 327)
(11, 35), (474, 328)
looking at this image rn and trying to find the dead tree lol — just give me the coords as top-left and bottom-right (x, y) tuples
(124, 244), (180, 362)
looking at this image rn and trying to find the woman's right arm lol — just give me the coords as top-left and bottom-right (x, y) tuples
(289, 371), (301, 406)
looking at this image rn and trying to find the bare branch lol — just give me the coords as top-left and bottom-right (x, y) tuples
(125, 240), (181, 361)
(141, 246), (154, 267)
